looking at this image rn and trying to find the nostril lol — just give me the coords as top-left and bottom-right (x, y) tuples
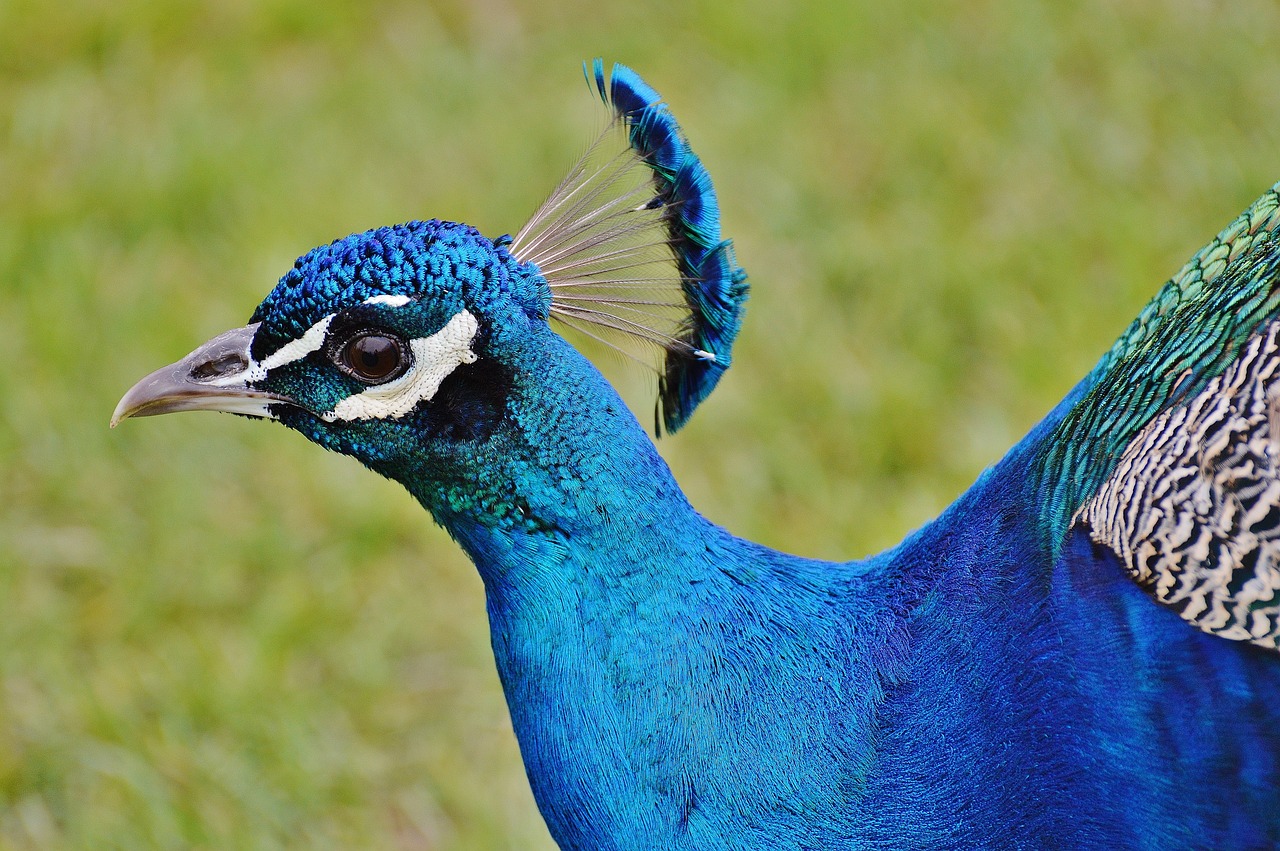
(192, 352), (248, 381)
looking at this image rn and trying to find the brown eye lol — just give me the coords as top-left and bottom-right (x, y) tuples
(340, 333), (407, 383)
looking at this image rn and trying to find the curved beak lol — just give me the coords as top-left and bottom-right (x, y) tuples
(111, 323), (294, 427)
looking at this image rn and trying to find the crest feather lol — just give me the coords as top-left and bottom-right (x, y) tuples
(511, 60), (749, 434)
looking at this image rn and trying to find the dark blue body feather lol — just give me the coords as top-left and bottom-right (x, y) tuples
(443, 347), (1280, 849)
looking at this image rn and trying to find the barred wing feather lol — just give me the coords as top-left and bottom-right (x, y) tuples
(1041, 184), (1280, 650)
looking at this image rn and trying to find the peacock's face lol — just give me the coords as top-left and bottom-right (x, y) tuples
(114, 61), (749, 502)
(113, 220), (550, 470)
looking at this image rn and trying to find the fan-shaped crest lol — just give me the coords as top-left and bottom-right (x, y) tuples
(511, 60), (749, 433)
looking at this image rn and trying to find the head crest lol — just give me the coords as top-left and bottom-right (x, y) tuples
(510, 60), (749, 433)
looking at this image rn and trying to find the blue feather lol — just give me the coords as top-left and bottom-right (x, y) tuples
(591, 60), (749, 432)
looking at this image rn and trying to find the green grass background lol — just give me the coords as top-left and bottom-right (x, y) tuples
(4, 0), (1280, 847)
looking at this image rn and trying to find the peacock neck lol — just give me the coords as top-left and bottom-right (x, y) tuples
(392, 332), (878, 843)
(409, 325), (719, 594)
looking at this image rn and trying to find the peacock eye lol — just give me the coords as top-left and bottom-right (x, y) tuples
(338, 332), (408, 384)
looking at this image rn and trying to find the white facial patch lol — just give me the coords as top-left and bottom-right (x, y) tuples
(205, 296), (415, 392)
(323, 309), (480, 422)
(200, 297), (479, 423)
(362, 294), (413, 308)
(205, 314), (335, 388)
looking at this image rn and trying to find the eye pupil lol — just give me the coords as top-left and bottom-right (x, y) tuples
(358, 344), (382, 369)
(342, 333), (403, 382)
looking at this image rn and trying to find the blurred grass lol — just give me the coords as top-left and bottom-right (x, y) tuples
(3, 0), (1280, 847)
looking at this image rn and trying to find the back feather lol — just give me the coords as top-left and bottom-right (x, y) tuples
(1036, 184), (1280, 648)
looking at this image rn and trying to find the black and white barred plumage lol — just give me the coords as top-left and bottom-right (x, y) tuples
(1079, 321), (1280, 648)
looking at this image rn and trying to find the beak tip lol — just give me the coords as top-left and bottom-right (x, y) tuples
(110, 389), (142, 429)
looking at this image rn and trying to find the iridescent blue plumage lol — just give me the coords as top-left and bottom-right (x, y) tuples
(114, 63), (1280, 848)
(250, 220), (548, 356)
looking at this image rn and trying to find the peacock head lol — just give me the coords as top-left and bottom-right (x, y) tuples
(124, 220), (550, 455)
(112, 61), (748, 521)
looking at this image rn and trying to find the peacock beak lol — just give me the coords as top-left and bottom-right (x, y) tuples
(111, 323), (294, 427)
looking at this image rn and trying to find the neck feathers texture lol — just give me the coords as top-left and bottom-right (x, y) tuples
(401, 329), (888, 843)
(411, 327), (712, 591)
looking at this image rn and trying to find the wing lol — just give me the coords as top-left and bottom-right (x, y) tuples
(1037, 182), (1280, 650)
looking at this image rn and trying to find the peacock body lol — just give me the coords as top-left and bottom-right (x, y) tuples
(114, 62), (1280, 849)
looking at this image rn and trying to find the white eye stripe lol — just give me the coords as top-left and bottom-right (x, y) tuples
(362, 294), (413, 307)
(207, 298), (481, 424)
(260, 315), (334, 372)
(323, 310), (480, 422)
(209, 296), (414, 387)
(205, 314), (335, 387)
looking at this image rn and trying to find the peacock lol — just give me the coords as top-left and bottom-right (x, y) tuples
(113, 61), (1280, 849)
